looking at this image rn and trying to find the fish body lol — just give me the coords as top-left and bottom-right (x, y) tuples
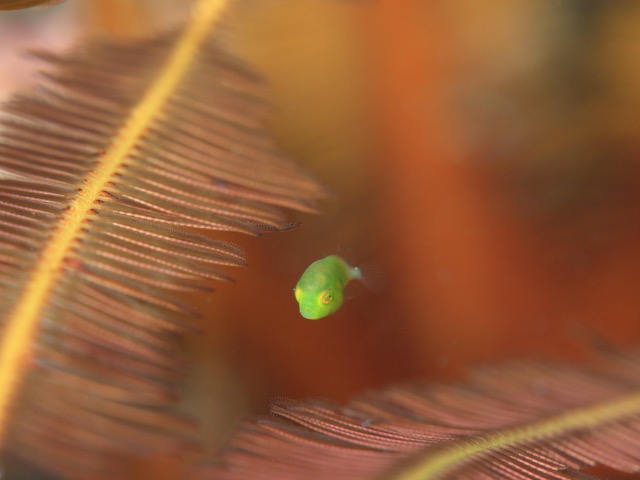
(294, 255), (362, 320)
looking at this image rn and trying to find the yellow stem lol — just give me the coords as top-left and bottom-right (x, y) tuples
(0, 0), (229, 441)
(395, 390), (640, 479)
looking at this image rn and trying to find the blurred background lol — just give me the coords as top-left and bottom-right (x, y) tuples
(1, 0), (640, 478)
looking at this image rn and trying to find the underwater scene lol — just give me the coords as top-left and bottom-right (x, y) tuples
(0, 0), (640, 478)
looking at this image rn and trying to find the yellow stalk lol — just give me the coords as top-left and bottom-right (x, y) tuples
(0, 0), (230, 440)
(396, 390), (640, 480)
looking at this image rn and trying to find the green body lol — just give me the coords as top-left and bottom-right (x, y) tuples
(294, 255), (362, 320)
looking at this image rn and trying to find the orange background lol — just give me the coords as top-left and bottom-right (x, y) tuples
(2, 1), (640, 478)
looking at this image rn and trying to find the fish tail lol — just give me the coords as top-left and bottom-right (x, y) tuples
(357, 263), (387, 292)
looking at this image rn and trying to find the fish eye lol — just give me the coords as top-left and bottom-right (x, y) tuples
(320, 290), (333, 305)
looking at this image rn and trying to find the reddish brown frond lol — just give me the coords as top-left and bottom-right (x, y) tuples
(0, 1), (325, 478)
(0, 0), (62, 10)
(199, 351), (640, 480)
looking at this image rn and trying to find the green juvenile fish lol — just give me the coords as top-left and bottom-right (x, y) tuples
(294, 255), (362, 320)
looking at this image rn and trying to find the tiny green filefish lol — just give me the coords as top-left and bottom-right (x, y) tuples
(294, 255), (362, 320)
